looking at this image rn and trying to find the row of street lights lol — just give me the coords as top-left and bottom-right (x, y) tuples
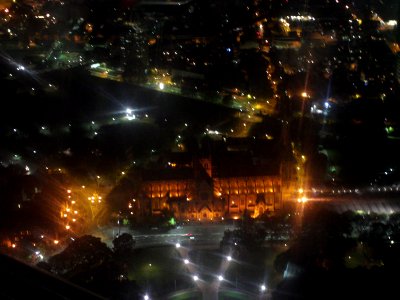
(174, 242), (268, 297)
(142, 242), (268, 300)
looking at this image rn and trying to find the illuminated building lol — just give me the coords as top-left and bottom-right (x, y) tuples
(140, 148), (282, 220)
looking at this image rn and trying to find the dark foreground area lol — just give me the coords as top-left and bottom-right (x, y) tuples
(0, 253), (105, 300)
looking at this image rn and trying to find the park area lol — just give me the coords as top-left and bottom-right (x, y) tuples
(127, 244), (286, 299)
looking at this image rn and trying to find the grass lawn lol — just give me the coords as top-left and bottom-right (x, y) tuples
(128, 245), (193, 297)
(223, 244), (286, 292)
(127, 243), (287, 298)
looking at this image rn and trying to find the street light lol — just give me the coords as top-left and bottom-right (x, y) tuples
(144, 294), (149, 300)
(175, 242), (181, 248)
(184, 259), (189, 264)
(227, 256), (232, 261)
(218, 275), (224, 281)
(301, 92), (309, 98)
(297, 196), (308, 203)
(193, 275), (199, 281)
(261, 284), (266, 292)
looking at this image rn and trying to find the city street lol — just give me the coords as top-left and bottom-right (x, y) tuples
(91, 223), (236, 249)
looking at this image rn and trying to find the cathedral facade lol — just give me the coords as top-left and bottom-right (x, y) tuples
(140, 155), (282, 220)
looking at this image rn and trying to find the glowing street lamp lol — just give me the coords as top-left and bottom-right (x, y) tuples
(193, 275), (199, 281)
(227, 256), (232, 261)
(297, 196), (308, 203)
(260, 284), (267, 292)
(218, 275), (224, 281)
(175, 242), (181, 248)
(184, 259), (189, 264)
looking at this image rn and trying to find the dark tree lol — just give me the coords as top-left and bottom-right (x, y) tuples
(113, 233), (136, 257)
(47, 235), (114, 281)
(220, 210), (266, 257)
(275, 208), (356, 271)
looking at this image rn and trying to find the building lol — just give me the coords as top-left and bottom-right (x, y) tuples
(141, 160), (217, 221)
(212, 162), (282, 219)
(140, 142), (283, 220)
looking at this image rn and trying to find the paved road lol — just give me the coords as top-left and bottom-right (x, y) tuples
(91, 223), (236, 249)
